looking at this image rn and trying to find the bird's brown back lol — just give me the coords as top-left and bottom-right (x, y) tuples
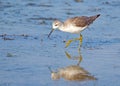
(64, 14), (100, 27)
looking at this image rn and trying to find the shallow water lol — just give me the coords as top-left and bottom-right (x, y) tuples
(0, 0), (120, 86)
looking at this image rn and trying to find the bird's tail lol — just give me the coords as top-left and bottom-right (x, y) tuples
(88, 14), (100, 25)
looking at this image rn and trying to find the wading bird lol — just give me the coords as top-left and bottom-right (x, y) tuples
(48, 14), (100, 48)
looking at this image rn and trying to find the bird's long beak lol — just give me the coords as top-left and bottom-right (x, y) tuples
(48, 29), (54, 38)
(48, 66), (53, 73)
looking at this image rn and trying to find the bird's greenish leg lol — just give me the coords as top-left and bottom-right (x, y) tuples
(65, 39), (73, 48)
(65, 34), (82, 48)
(65, 38), (79, 48)
(77, 55), (82, 66)
(80, 34), (83, 46)
(78, 34), (83, 50)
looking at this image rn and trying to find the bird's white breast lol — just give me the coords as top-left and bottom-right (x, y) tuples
(59, 25), (87, 34)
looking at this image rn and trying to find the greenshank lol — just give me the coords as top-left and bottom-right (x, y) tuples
(48, 14), (100, 48)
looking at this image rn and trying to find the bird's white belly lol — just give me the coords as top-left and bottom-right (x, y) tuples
(60, 25), (87, 34)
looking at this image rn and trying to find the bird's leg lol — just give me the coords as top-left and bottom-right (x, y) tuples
(77, 47), (82, 66)
(78, 34), (83, 51)
(65, 36), (83, 48)
(79, 34), (83, 47)
(77, 55), (82, 66)
(65, 34), (83, 48)
(65, 39), (73, 48)
(65, 38), (80, 48)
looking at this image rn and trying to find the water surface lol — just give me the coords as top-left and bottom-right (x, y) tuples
(0, 0), (120, 86)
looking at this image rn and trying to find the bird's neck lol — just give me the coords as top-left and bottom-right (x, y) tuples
(58, 23), (65, 31)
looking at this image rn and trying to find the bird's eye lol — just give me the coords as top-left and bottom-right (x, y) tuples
(55, 24), (57, 26)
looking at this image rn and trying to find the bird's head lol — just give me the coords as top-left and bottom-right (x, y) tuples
(52, 20), (62, 29)
(51, 72), (60, 80)
(48, 20), (62, 38)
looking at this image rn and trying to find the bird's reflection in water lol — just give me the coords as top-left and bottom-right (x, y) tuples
(65, 50), (82, 66)
(74, 0), (83, 3)
(49, 50), (97, 81)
